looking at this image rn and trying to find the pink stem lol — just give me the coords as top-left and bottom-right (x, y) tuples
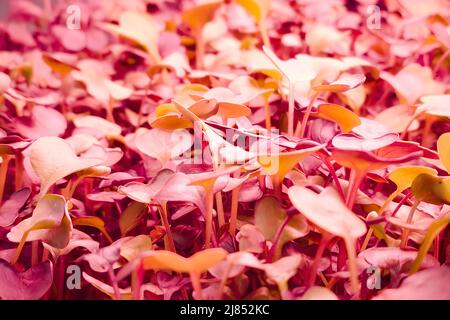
(298, 93), (319, 138)
(308, 235), (330, 288)
(323, 158), (345, 201)
(345, 170), (365, 209)
(268, 215), (292, 262)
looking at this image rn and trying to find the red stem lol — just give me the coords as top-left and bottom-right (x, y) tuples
(308, 235), (330, 288)
(268, 215), (292, 262)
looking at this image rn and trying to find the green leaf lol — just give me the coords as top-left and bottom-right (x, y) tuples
(119, 202), (148, 236)
(410, 214), (450, 274)
(255, 196), (308, 258)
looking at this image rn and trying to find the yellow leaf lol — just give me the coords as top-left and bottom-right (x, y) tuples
(257, 145), (324, 182)
(389, 166), (438, 194)
(234, 0), (270, 23)
(119, 202), (147, 236)
(182, 1), (222, 31)
(42, 54), (76, 77)
(73, 216), (113, 243)
(437, 132), (450, 173)
(100, 11), (161, 62)
(410, 214), (450, 274)
(317, 104), (361, 133)
(120, 235), (152, 262)
(142, 248), (227, 273)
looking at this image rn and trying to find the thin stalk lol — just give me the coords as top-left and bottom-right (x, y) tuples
(360, 227), (374, 253)
(345, 169), (365, 209)
(229, 185), (241, 238)
(258, 19), (271, 49)
(268, 215), (292, 262)
(307, 235), (330, 288)
(229, 171), (241, 237)
(433, 48), (450, 75)
(218, 262), (232, 300)
(131, 262), (144, 300)
(106, 98), (115, 123)
(12, 230), (31, 264)
(337, 239), (346, 271)
(360, 191), (413, 252)
(391, 191), (413, 217)
(344, 238), (360, 298)
(277, 281), (289, 300)
(194, 29), (205, 69)
(409, 214), (450, 274)
(57, 256), (65, 300)
(263, 98), (271, 130)
(215, 192), (225, 228)
(67, 176), (83, 199)
(400, 200), (420, 249)
(31, 241), (39, 266)
(272, 176), (282, 202)
(0, 154), (11, 206)
(42, 248), (50, 261)
(326, 277), (337, 290)
(14, 153), (23, 191)
(298, 93), (319, 138)
(204, 190), (215, 248)
(400, 111), (423, 140)
(190, 272), (203, 300)
(157, 202), (176, 252)
(108, 266), (121, 300)
(421, 117), (433, 148)
(319, 272), (329, 286)
(434, 232), (440, 260)
(287, 81), (295, 136)
(323, 158), (345, 201)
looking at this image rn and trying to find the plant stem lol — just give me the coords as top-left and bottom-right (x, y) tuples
(400, 111), (423, 140)
(421, 117), (433, 148)
(42, 248), (49, 261)
(31, 241), (39, 266)
(229, 185), (241, 238)
(108, 266), (121, 300)
(263, 98), (271, 130)
(106, 98), (115, 123)
(434, 232), (440, 260)
(345, 169), (364, 209)
(400, 200), (420, 249)
(308, 235), (330, 288)
(158, 202), (176, 252)
(190, 272), (203, 300)
(0, 154), (11, 206)
(323, 158), (345, 201)
(195, 29), (205, 69)
(344, 238), (360, 298)
(287, 81), (295, 136)
(14, 153), (23, 191)
(229, 170), (242, 238)
(12, 230), (30, 264)
(204, 190), (214, 248)
(360, 191), (413, 252)
(57, 256), (65, 300)
(218, 261), (232, 299)
(268, 215), (292, 262)
(409, 214), (450, 274)
(298, 93), (319, 138)
(433, 48), (450, 75)
(131, 262), (144, 300)
(272, 176), (282, 202)
(259, 19), (271, 50)
(215, 192), (225, 228)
